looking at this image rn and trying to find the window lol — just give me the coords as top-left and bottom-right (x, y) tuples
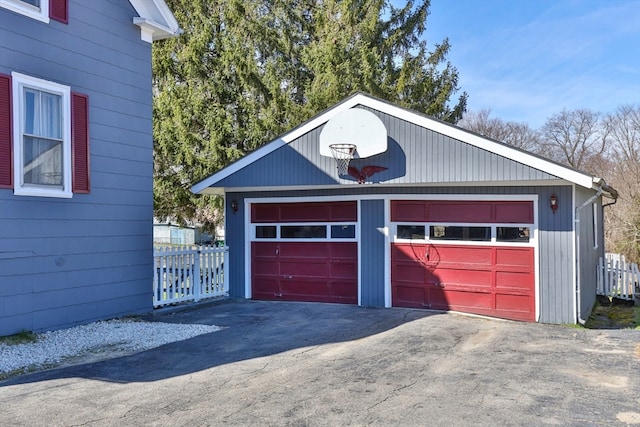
(497, 227), (530, 243)
(0, 0), (49, 23)
(4, 75), (88, 195)
(12, 72), (71, 197)
(281, 225), (327, 239)
(255, 226), (276, 239)
(397, 225), (425, 240)
(430, 225), (491, 242)
(331, 224), (355, 238)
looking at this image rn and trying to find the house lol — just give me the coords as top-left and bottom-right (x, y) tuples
(152, 222), (215, 246)
(0, 0), (180, 335)
(192, 93), (617, 324)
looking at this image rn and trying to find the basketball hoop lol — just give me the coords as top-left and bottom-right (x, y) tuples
(329, 143), (356, 175)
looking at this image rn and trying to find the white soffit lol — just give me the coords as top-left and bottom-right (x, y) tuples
(129, 0), (181, 42)
(191, 93), (600, 194)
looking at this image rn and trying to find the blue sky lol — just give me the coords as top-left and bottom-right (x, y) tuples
(425, 0), (640, 128)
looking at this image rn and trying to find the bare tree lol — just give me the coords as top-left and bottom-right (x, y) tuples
(539, 109), (607, 173)
(459, 109), (539, 151)
(603, 105), (640, 262)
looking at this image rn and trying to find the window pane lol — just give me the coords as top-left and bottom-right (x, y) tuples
(397, 225), (425, 239)
(497, 227), (530, 242)
(41, 91), (62, 139)
(430, 226), (490, 241)
(331, 225), (355, 238)
(255, 226), (276, 239)
(23, 136), (63, 186)
(281, 225), (326, 239)
(23, 88), (62, 139)
(22, 0), (40, 6)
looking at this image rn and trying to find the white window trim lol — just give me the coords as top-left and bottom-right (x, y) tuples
(12, 72), (72, 198)
(391, 222), (535, 247)
(0, 0), (49, 23)
(251, 222), (358, 242)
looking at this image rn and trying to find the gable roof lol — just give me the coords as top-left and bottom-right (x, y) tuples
(191, 93), (617, 199)
(129, 0), (181, 42)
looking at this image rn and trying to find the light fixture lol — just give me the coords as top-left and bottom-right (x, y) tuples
(550, 194), (558, 214)
(231, 200), (239, 213)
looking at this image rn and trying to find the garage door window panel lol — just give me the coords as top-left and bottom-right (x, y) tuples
(281, 225), (327, 239)
(430, 225), (491, 242)
(397, 225), (426, 240)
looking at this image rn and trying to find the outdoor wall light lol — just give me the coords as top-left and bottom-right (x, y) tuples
(550, 194), (558, 214)
(231, 200), (239, 213)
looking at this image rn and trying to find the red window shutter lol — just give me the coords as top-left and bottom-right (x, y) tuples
(72, 92), (89, 193)
(49, 0), (68, 24)
(0, 73), (12, 189)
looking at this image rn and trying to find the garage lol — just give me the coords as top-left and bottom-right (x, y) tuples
(193, 93), (617, 324)
(391, 200), (536, 321)
(250, 201), (358, 304)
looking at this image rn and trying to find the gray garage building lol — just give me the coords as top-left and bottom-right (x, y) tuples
(192, 93), (617, 324)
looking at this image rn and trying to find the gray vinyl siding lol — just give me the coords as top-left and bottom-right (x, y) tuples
(574, 186), (604, 322)
(214, 106), (560, 189)
(230, 184), (576, 323)
(0, 1), (154, 335)
(360, 199), (385, 307)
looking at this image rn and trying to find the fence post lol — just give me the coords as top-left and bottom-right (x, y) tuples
(223, 246), (229, 295)
(194, 246), (201, 302)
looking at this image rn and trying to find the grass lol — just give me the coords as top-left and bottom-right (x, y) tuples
(585, 296), (640, 329)
(0, 330), (37, 345)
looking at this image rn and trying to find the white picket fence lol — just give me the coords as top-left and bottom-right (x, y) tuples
(598, 253), (639, 301)
(153, 245), (229, 307)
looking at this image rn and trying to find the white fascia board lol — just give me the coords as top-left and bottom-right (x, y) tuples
(130, 0), (181, 42)
(191, 93), (600, 194)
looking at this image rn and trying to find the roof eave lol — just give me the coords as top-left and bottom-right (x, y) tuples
(129, 0), (182, 43)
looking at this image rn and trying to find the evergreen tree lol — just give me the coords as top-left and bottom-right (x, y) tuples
(153, 0), (467, 231)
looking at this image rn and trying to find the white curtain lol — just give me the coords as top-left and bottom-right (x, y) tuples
(22, 88), (63, 186)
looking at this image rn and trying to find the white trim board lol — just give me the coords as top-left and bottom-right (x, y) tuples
(192, 93), (612, 196)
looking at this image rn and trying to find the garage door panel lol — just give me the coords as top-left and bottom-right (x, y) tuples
(330, 243), (358, 258)
(330, 262), (357, 279)
(279, 260), (327, 277)
(393, 285), (426, 308)
(495, 248), (534, 267)
(392, 244), (421, 262)
(278, 243), (328, 258)
(435, 269), (492, 288)
(252, 279), (280, 299)
(252, 242), (278, 257)
(252, 260), (279, 275)
(435, 289), (492, 311)
(435, 246), (493, 264)
(496, 271), (533, 291)
(393, 263), (428, 283)
(496, 294), (532, 314)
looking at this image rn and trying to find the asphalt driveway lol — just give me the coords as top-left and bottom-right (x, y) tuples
(1, 300), (639, 426)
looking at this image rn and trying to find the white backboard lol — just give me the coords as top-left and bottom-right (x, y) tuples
(319, 108), (388, 159)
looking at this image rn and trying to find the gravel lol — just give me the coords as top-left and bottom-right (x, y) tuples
(0, 319), (221, 375)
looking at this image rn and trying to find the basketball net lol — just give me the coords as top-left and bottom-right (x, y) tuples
(329, 143), (356, 175)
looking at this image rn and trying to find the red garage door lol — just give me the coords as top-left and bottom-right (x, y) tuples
(391, 200), (535, 322)
(251, 201), (358, 304)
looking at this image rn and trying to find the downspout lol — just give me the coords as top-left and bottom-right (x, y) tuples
(574, 187), (603, 325)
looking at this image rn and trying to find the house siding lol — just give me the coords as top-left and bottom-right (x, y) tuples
(0, 0), (154, 334)
(214, 106), (560, 189)
(230, 184), (575, 323)
(360, 199), (385, 307)
(575, 185), (604, 322)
